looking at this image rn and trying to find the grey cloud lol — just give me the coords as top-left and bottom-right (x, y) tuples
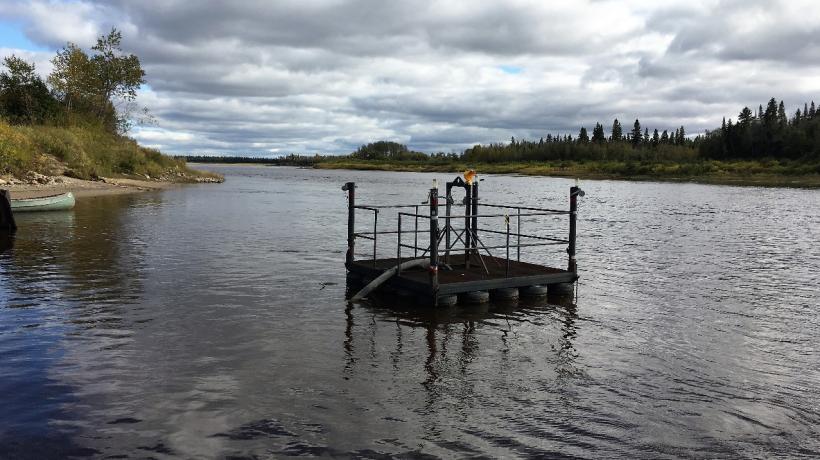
(2, 0), (819, 156)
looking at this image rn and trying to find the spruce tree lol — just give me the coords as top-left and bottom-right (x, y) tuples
(630, 119), (642, 147)
(611, 119), (622, 141)
(777, 100), (787, 127)
(578, 126), (589, 143)
(661, 130), (669, 144)
(652, 129), (659, 147)
(591, 122), (605, 143)
(738, 107), (753, 127)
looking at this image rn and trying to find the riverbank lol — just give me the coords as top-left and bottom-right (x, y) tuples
(1, 173), (221, 199)
(312, 159), (820, 188)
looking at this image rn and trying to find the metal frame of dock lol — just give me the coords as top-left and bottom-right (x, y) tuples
(343, 176), (582, 306)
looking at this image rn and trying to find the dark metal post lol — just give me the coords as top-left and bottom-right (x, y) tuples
(397, 214), (402, 275)
(516, 207), (521, 262)
(0, 190), (16, 234)
(372, 210), (378, 268)
(343, 182), (355, 267)
(568, 185), (579, 273)
(414, 205), (419, 257)
(464, 183), (471, 268)
(505, 213), (510, 277)
(444, 187), (452, 264)
(429, 185), (440, 304)
(471, 181), (479, 262)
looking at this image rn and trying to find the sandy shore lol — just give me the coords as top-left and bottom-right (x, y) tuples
(2, 175), (179, 200)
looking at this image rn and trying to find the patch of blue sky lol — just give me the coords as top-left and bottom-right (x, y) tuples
(498, 65), (522, 75)
(0, 20), (47, 51)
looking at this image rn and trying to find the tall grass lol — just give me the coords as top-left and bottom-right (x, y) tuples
(0, 120), (199, 179)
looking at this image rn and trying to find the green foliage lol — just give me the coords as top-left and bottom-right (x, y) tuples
(352, 141), (427, 161)
(48, 28), (145, 133)
(700, 98), (820, 160)
(0, 55), (61, 124)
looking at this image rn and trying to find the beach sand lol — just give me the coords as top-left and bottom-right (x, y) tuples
(2, 175), (179, 200)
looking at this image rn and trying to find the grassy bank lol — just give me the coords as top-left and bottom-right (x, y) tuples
(0, 121), (221, 182)
(313, 159), (820, 188)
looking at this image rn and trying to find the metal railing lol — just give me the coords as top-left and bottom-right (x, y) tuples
(343, 179), (581, 281)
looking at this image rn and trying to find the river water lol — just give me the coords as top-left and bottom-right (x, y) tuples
(1, 165), (818, 459)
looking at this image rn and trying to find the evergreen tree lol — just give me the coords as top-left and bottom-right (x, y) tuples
(764, 98), (778, 126)
(630, 119), (642, 147)
(810, 101), (816, 118)
(677, 126), (686, 144)
(661, 130), (669, 144)
(591, 122), (606, 143)
(578, 126), (589, 143)
(611, 118), (622, 141)
(652, 128), (659, 147)
(777, 100), (787, 128)
(738, 107), (753, 127)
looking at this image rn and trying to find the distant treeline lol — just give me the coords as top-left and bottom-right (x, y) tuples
(183, 98), (820, 168)
(184, 154), (326, 166)
(700, 98), (820, 159)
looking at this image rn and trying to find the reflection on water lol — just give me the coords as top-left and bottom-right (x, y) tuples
(1, 166), (819, 458)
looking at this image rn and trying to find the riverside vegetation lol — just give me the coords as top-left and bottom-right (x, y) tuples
(190, 101), (820, 187)
(0, 29), (221, 184)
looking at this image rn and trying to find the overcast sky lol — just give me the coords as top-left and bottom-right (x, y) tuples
(1, 0), (820, 156)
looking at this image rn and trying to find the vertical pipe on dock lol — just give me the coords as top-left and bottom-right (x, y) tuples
(464, 182), (471, 268)
(414, 205), (419, 257)
(372, 210), (378, 268)
(429, 185), (440, 305)
(343, 182), (355, 267)
(505, 213), (510, 277)
(568, 185), (579, 274)
(397, 214), (402, 276)
(516, 207), (521, 262)
(471, 181), (479, 263)
(444, 187), (452, 264)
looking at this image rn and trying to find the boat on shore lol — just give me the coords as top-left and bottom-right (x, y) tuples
(11, 192), (76, 212)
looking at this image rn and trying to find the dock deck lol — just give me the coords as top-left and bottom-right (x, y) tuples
(349, 254), (576, 296)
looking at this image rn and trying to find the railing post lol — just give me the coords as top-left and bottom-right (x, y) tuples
(471, 181), (479, 254)
(464, 183), (471, 268)
(397, 214), (402, 276)
(444, 186), (452, 264)
(568, 185), (579, 274)
(414, 205), (419, 257)
(429, 185), (439, 305)
(343, 182), (355, 267)
(516, 207), (521, 262)
(505, 213), (510, 277)
(372, 210), (378, 268)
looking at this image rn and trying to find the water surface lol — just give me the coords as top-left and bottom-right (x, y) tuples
(1, 166), (818, 458)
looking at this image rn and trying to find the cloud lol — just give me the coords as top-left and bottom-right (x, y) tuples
(1, 0), (820, 155)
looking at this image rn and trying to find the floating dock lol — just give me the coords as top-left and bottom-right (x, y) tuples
(343, 174), (583, 307)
